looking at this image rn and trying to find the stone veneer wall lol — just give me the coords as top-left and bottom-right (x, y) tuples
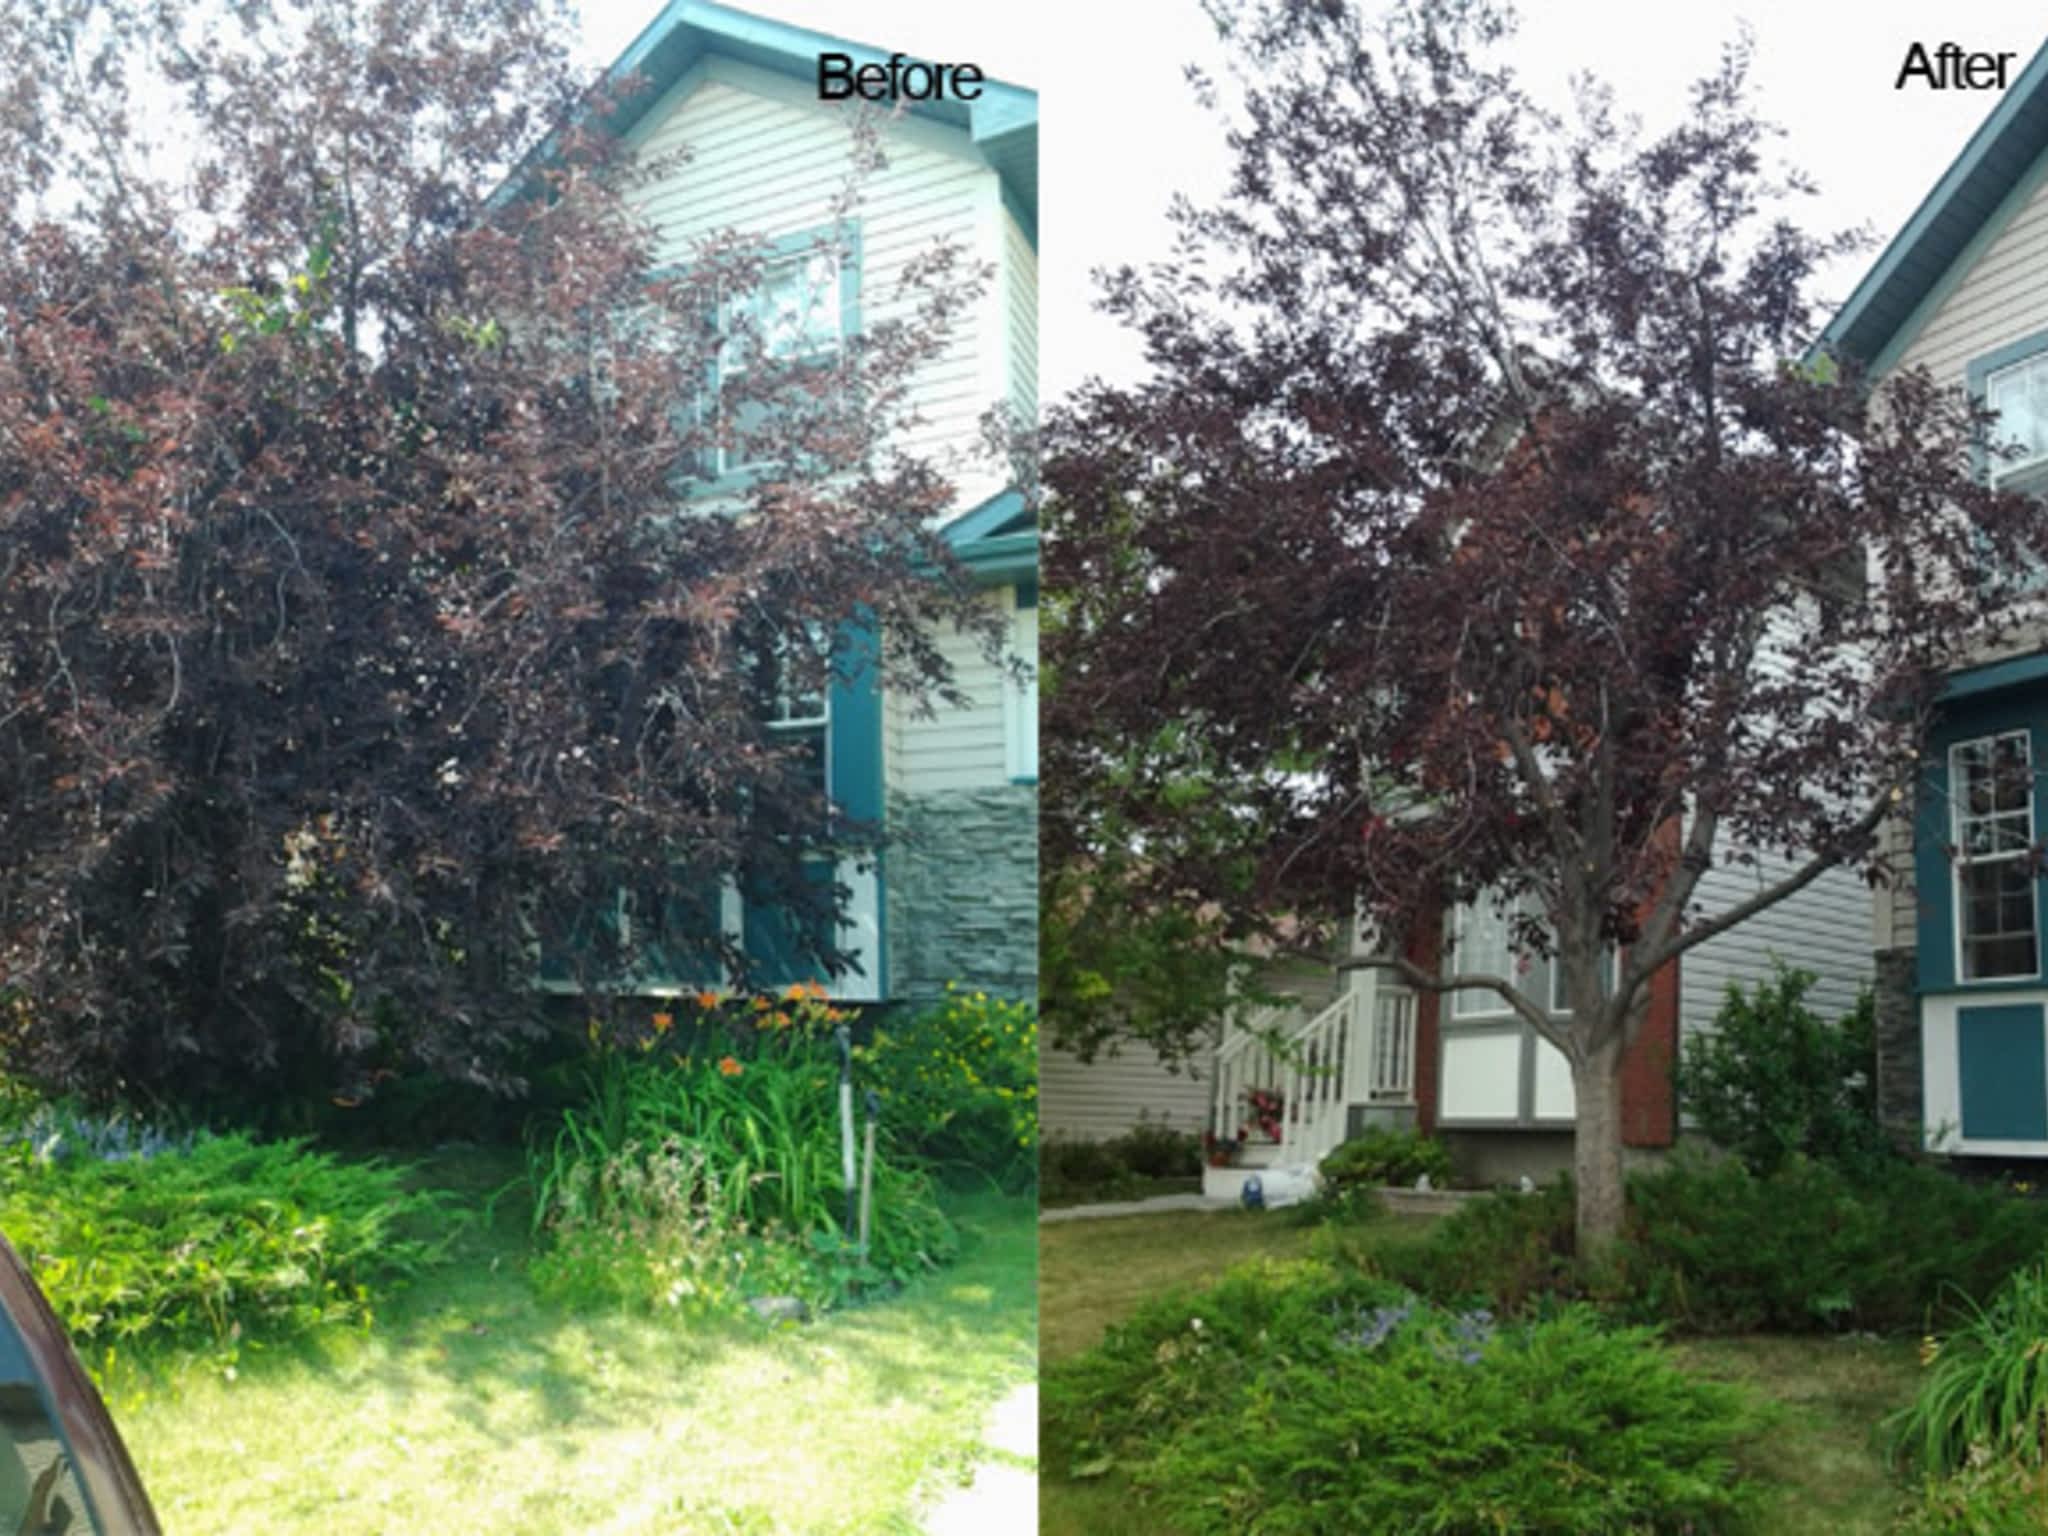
(1872, 946), (1921, 1151)
(884, 787), (1037, 1005)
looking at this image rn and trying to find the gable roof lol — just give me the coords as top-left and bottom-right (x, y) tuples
(1819, 36), (2048, 371)
(591, 1), (1036, 239)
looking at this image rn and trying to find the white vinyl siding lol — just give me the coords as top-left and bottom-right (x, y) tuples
(1680, 852), (1874, 1042)
(1002, 206), (1037, 427)
(1039, 1037), (1216, 1144)
(1877, 144), (2048, 954)
(885, 587), (1018, 793)
(623, 56), (1012, 516)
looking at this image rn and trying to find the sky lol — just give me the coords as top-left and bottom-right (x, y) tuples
(568, 0), (2048, 397)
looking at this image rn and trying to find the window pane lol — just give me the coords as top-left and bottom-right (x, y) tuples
(1452, 899), (1516, 1017)
(1990, 357), (2048, 468)
(1962, 860), (2039, 981)
(757, 253), (839, 360)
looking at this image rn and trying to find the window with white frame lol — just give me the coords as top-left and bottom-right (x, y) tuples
(1986, 354), (2048, 497)
(1005, 597), (1037, 782)
(1450, 897), (1522, 1018)
(1451, 894), (1614, 1016)
(716, 246), (845, 479)
(1953, 730), (2039, 981)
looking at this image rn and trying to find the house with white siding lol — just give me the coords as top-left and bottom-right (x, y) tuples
(1070, 853), (1870, 1194)
(547, 1), (1037, 1007)
(1818, 36), (2048, 1157)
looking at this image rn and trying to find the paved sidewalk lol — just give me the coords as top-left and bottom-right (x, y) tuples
(921, 1382), (1038, 1535)
(1038, 1192), (1237, 1223)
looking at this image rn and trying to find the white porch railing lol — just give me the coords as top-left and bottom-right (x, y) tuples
(1212, 987), (1416, 1168)
(1366, 989), (1416, 1103)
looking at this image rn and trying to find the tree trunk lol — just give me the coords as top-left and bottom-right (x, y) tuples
(1571, 1036), (1626, 1257)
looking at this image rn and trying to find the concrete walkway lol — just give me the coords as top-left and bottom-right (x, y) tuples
(1039, 1192), (1236, 1223)
(920, 1382), (1037, 1535)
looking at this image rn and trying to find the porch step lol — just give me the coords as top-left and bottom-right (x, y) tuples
(1203, 1156), (1317, 1203)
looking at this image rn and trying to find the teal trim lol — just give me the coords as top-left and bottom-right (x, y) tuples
(493, 2), (1037, 229)
(951, 529), (1037, 582)
(1015, 578), (1037, 608)
(829, 612), (884, 825)
(1967, 326), (2048, 395)
(740, 859), (832, 988)
(693, 221), (863, 497)
(939, 487), (1028, 546)
(1917, 696), (2048, 992)
(999, 175), (1037, 254)
(828, 610), (886, 995)
(1940, 650), (2048, 702)
(1818, 37), (2048, 369)
(1867, 142), (2048, 380)
(1958, 1003), (2048, 1140)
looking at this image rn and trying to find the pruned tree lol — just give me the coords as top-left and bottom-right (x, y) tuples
(0, 0), (993, 1115)
(1043, 0), (2044, 1249)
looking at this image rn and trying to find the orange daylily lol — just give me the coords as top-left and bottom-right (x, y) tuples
(694, 990), (721, 1010)
(718, 1055), (743, 1077)
(651, 1011), (674, 1034)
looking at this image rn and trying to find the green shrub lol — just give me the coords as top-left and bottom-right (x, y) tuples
(1045, 1256), (1411, 1472)
(1896, 1458), (2048, 1536)
(1621, 1155), (2048, 1335)
(1372, 1181), (1578, 1312)
(1320, 1127), (1453, 1191)
(856, 985), (1036, 1191)
(1046, 1255), (1759, 1535)
(1040, 1134), (1124, 1198)
(1679, 964), (1890, 1176)
(528, 1027), (957, 1314)
(1103, 1120), (1203, 1180)
(1888, 1259), (2048, 1479)
(0, 1127), (447, 1371)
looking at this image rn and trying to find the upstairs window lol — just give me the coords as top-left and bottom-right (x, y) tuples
(1986, 354), (2048, 497)
(712, 237), (854, 481)
(1953, 730), (2039, 981)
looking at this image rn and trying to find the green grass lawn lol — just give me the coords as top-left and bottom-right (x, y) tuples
(1039, 1207), (1924, 1536)
(109, 1149), (1036, 1535)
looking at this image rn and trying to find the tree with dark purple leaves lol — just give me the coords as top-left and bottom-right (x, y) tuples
(1042, 0), (2045, 1250)
(0, 0), (993, 1116)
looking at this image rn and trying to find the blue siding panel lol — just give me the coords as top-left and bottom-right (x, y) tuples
(1959, 1003), (2048, 1140)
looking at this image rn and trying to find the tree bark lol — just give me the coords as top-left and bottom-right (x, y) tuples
(1571, 1036), (1627, 1256)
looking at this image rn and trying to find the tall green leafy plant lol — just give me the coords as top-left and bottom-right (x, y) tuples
(1888, 1259), (2048, 1478)
(528, 1014), (956, 1312)
(1679, 964), (1888, 1176)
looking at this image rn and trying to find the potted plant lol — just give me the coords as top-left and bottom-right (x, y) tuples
(1243, 1086), (1285, 1142)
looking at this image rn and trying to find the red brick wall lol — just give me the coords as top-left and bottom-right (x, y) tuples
(1408, 921), (1442, 1136)
(1619, 944), (1679, 1147)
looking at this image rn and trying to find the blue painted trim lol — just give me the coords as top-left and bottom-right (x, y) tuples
(1819, 37), (2048, 368)
(951, 530), (1036, 583)
(1940, 650), (2048, 702)
(691, 221), (862, 496)
(1966, 325), (2048, 398)
(1870, 143), (2048, 380)
(1959, 1003), (2048, 1140)
(1917, 699), (2048, 993)
(830, 610), (886, 997)
(939, 487), (1027, 547)
(495, 2), (1037, 226)
(1015, 578), (1037, 609)
(999, 176), (1037, 255)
